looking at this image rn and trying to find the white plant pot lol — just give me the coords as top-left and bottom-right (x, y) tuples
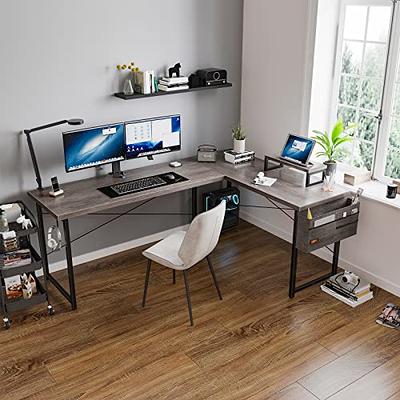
(233, 139), (246, 153)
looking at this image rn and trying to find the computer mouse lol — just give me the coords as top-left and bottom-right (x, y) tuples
(164, 173), (176, 181)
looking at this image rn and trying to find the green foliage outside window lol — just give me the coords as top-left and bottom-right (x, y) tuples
(337, 41), (400, 178)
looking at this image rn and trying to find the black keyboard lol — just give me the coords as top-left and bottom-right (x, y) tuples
(98, 172), (189, 198)
(110, 176), (167, 196)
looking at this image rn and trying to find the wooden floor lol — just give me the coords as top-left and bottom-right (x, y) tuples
(2, 221), (400, 400)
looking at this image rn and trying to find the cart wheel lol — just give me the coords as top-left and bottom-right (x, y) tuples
(47, 305), (55, 316)
(3, 318), (11, 330)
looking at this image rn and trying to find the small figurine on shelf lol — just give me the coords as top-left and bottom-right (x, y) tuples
(16, 215), (33, 230)
(21, 274), (33, 300)
(168, 63), (182, 78)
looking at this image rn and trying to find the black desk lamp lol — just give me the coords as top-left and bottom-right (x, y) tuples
(24, 119), (84, 191)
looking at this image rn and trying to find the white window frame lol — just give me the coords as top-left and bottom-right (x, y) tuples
(330, 0), (399, 180)
(374, 2), (400, 180)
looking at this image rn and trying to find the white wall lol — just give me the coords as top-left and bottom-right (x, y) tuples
(241, 0), (314, 159)
(0, 0), (243, 262)
(240, 0), (318, 257)
(241, 0), (400, 297)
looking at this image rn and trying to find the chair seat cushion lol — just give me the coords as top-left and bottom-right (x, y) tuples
(142, 231), (186, 270)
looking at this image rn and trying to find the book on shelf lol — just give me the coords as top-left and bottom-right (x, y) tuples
(158, 84), (189, 92)
(376, 303), (400, 329)
(158, 82), (189, 89)
(0, 248), (31, 268)
(159, 76), (189, 85)
(4, 275), (22, 299)
(132, 70), (156, 94)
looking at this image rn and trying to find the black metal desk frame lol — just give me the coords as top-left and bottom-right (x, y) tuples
(227, 180), (340, 298)
(36, 188), (198, 310)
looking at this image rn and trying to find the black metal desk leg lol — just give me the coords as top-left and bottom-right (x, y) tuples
(332, 241), (341, 275)
(36, 204), (50, 278)
(63, 219), (77, 310)
(289, 210), (299, 298)
(192, 187), (198, 220)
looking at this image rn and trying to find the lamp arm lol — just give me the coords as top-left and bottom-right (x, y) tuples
(23, 120), (68, 134)
(24, 130), (43, 191)
(23, 118), (83, 191)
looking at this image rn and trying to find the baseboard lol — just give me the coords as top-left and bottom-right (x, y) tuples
(45, 224), (189, 275)
(240, 210), (400, 297)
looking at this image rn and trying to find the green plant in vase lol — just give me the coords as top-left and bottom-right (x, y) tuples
(312, 119), (355, 190)
(232, 124), (246, 153)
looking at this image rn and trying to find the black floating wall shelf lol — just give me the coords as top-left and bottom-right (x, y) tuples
(114, 83), (232, 100)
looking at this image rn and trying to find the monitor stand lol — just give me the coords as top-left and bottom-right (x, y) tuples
(111, 161), (125, 179)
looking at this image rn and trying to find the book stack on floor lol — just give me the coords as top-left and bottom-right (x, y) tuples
(321, 273), (373, 307)
(376, 303), (400, 329)
(158, 76), (189, 92)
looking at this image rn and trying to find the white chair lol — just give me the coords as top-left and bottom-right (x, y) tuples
(142, 200), (226, 325)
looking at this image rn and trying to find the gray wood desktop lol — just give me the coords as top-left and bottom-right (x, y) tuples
(28, 156), (354, 309)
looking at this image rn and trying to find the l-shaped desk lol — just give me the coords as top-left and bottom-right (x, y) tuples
(28, 155), (354, 309)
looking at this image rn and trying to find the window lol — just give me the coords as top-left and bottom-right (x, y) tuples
(332, 0), (400, 180)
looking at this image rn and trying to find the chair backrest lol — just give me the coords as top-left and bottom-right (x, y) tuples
(178, 200), (226, 268)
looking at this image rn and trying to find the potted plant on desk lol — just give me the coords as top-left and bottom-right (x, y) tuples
(312, 119), (355, 191)
(232, 124), (246, 153)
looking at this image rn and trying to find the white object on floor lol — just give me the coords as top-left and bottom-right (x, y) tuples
(320, 284), (373, 308)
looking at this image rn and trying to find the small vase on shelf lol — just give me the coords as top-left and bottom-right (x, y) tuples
(123, 79), (134, 96)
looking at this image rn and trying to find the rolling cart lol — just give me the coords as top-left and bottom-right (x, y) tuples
(0, 201), (54, 329)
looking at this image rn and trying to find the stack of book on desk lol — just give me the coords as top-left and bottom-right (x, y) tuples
(158, 76), (189, 92)
(321, 273), (373, 307)
(224, 149), (255, 165)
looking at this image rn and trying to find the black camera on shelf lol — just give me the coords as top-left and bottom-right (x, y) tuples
(189, 68), (228, 88)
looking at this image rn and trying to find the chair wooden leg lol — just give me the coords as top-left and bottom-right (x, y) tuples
(206, 255), (223, 300)
(183, 270), (194, 326)
(172, 269), (176, 284)
(142, 259), (152, 307)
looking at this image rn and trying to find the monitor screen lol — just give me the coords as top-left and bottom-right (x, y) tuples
(63, 123), (125, 172)
(125, 115), (181, 159)
(280, 134), (315, 165)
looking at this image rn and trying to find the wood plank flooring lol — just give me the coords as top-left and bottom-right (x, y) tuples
(1, 221), (399, 400)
